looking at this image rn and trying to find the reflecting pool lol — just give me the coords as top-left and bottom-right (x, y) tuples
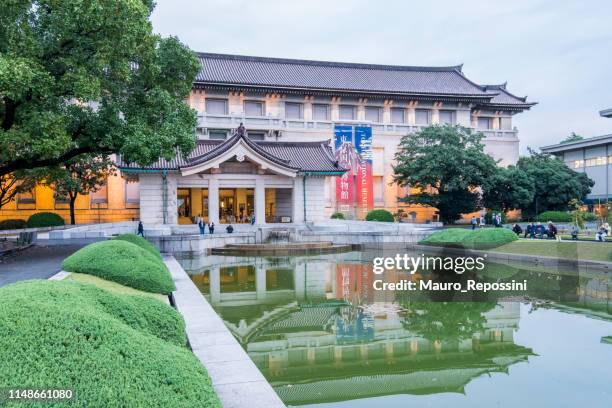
(178, 250), (612, 408)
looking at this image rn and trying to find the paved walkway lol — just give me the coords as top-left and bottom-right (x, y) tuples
(0, 244), (85, 288)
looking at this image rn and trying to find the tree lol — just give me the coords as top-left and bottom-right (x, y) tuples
(49, 155), (115, 225)
(393, 125), (498, 224)
(0, 172), (38, 209)
(560, 132), (583, 144)
(517, 149), (594, 218)
(0, 1), (200, 183)
(482, 165), (535, 212)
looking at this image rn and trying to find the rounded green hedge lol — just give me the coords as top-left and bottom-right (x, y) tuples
(62, 240), (175, 294)
(0, 219), (27, 230)
(537, 211), (571, 222)
(331, 212), (345, 220)
(0, 280), (220, 408)
(114, 234), (162, 260)
(26, 212), (65, 228)
(421, 227), (517, 249)
(365, 209), (394, 222)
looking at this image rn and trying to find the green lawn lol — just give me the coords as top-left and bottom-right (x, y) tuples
(490, 240), (612, 262)
(66, 272), (168, 303)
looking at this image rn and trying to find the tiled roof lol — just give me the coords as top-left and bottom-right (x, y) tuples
(480, 84), (536, 109)
(195, 53), (491, 99)
(117, 135), (345, 174)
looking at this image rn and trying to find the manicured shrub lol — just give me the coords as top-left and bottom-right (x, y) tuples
(365, 209), (394, 222)
(0, 219), (27, 230)
(583, 212), (598, 222)
(331, 212), (345, 220)
(0, 280), (220, 408)
(26, 212), (65, 228)
(537, 211), (571, 222)
(460, 228), (518, 249)
(421, 227), (517, 249)
(115, 233), (162, 260)
(420, 228), (472, 247)
(62, 240), (175, 294)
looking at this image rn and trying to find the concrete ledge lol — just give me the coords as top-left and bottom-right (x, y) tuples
(164, 256), (285, 408)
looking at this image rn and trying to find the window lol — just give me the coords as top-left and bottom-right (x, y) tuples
(285, 102), (303, 119)
(244, 101), (264, 116)
(585, 157), (607, 167)
(205, 99), (227, 115)
(500, 117), (512, 130)
(390, 108), (405, 123)
(477, 117), (492, 129)
(125, 178), (140, 206)
(373, 176), (384, 204)
(248, 132), (265, 141)
(365, 106), (381, 122)
(90, 180), (108, 205)
(439, 110), (455, 125)
(17, 188), (35, 207)
(209, 130), (227, 140)
(313, 104), (329, 120)
(415, 109), (430, 125)
(339, 105), (355, 120)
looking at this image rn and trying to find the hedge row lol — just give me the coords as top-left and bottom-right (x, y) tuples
(0, 280), (220, 408)
(0, 219), (27, 230)
(62, 238), (174, 294)
(27, 212), (65, 228)
(421, 227), (518, 249)
(537, 210), (597, 223)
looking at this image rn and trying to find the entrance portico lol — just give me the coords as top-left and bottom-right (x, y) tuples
(119, 128), (346, 226)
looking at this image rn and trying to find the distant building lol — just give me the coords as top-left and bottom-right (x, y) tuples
(541, 110), (612, 209)
(1, 53), (535, 225)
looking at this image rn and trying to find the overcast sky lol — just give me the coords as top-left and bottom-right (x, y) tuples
(151, 0), (612, 154)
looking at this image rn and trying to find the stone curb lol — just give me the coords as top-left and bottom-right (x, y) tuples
(163, 255), (286, 408)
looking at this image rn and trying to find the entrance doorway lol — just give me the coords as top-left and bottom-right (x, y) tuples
(219, 188), (254, 223)
(177, 188), (209, 225)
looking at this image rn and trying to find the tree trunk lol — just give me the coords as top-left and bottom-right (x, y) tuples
(69, 196), (77, 225)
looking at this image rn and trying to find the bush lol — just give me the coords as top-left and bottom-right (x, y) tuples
(114, 234), (162, 260)
(420, 228), (473, 247)
(484, 210), (507, 225)
(421, 227), (517, 249)
(0, 280), (220, 408)
(537, 211), (571, 222)
(26, 212), (65, 228)
(0, 219), (27, 230)
(583, 212), (598, 222)
(460, 228), (518, 249)
(330, 212), (345, 220)
(365, 209), (394, 222)
(62, 240), (175, 294)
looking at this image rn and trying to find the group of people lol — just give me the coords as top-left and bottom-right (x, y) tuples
(514, 221), (559, 240)
(469, 213), (503, 230)
(194, 215), (238, 234)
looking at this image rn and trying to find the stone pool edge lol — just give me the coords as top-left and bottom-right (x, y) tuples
(163, 255), (286, 408)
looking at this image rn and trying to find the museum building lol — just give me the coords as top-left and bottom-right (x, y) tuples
(0, 53), (535, 225)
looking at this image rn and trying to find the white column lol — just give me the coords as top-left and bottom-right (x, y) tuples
(256, 264), (267, 299)
(209, 265), (221, 305)
(255, 178), (266, 225)
(208, 178), (219, 224)
(293, 176), (304, 224)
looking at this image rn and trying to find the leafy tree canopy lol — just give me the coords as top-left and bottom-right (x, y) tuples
(517, 149), (593, 218)
(482, 165), (535, 212)
(560, 132), (583, 144)
(0, 0), (200, 178)
(393, 125), (498, 224)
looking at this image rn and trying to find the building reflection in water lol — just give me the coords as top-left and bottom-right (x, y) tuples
(183, 252), (610, 405)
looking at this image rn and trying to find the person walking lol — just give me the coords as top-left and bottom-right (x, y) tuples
(470, 216), (478, 230)
(198, 218), (205, 235)
(479, 215), (485, 227)
(208, 221), (215, 234)
(137, 221), (144, 237)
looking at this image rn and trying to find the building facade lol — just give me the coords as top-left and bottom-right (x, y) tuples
(0, 53), (535, 225)
(541, 109), (612, 209)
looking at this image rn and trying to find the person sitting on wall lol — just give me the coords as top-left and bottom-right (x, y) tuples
(512, 223), (522, 236)
(570, 225), (579, 240)
(208, 221), (215, 234)
(547, 221), (558, 240)
(596, 226), (607, 242)
(524, 223), (531, 238)
(226, 224), (234, 234)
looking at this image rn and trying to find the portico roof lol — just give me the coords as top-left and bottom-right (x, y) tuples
(117, 132), (346, 176)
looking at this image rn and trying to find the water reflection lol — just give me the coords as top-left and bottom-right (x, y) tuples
(180, 251), (611, 406)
